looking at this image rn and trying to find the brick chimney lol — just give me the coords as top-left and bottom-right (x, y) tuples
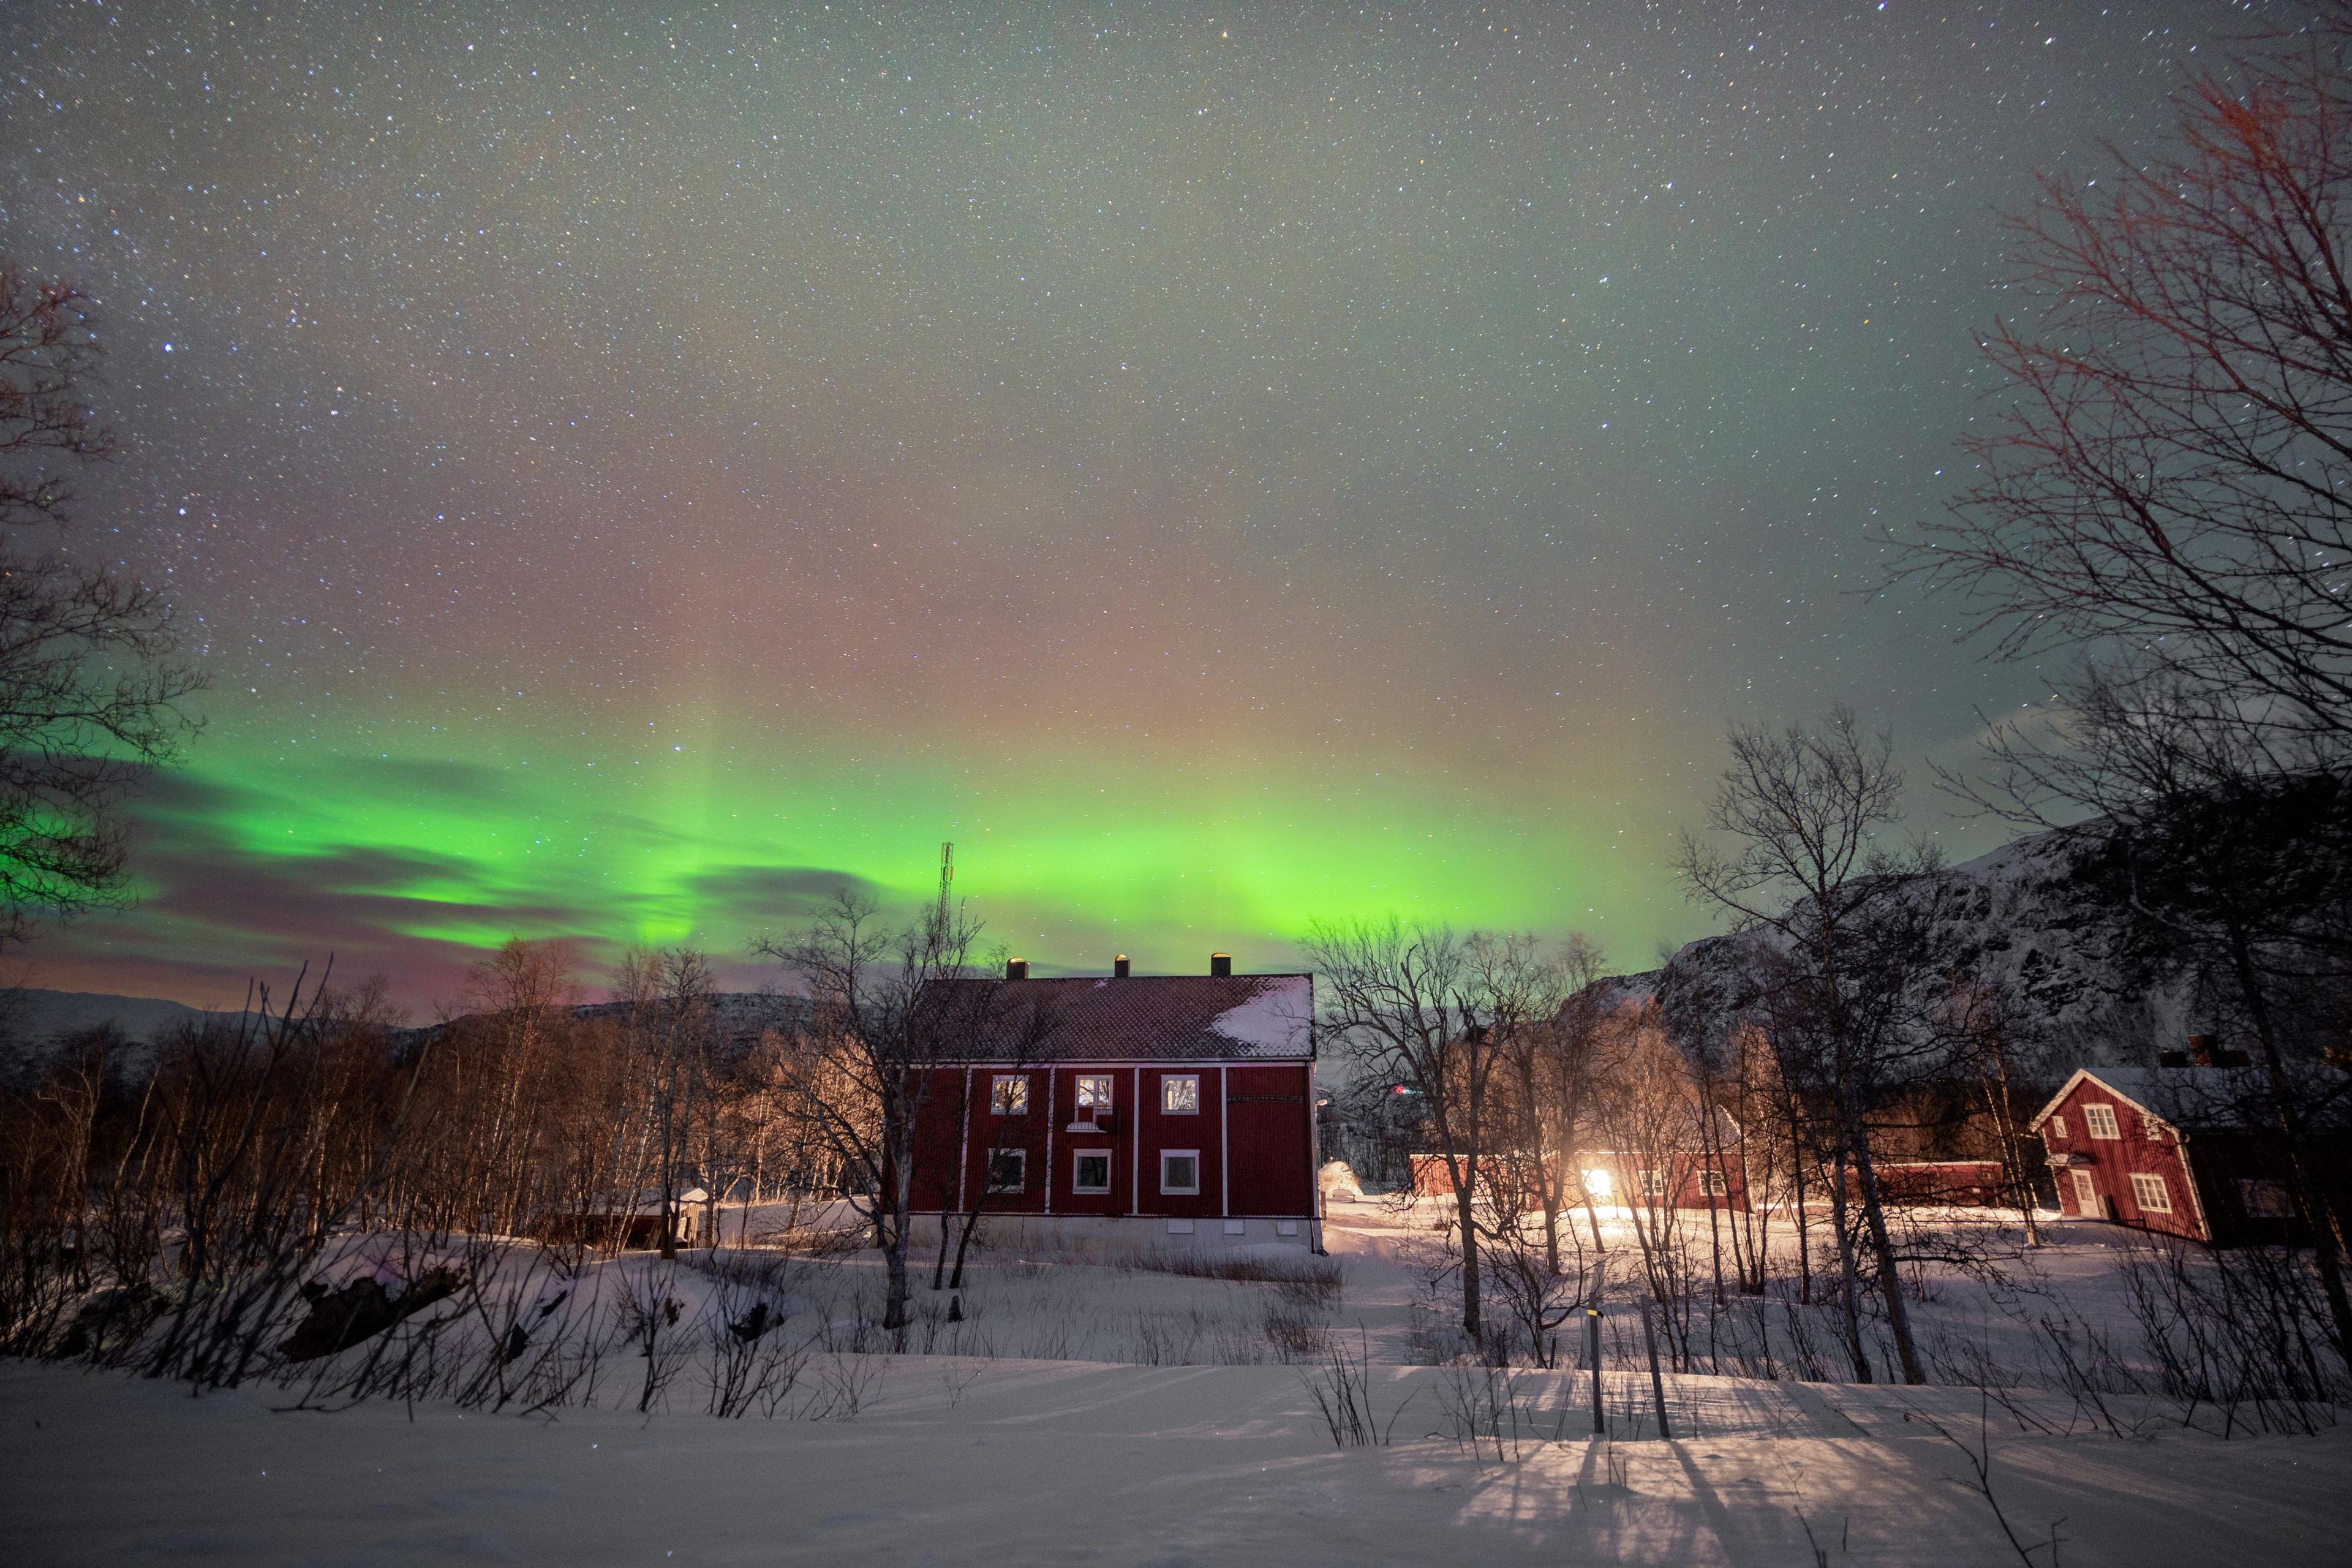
(2188, 1033), (2216, 1068)
(1210, 952), (1232, 978)
(1006, 957), (1029, 981)
(1114, 954), (1131, 978)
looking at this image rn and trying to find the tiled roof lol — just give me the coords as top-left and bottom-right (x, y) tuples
(927, 973), (1314, 1063)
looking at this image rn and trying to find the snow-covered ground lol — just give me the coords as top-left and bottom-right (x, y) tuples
(6, 1198), (2347, 1564)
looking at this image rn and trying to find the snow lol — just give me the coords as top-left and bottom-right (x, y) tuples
(7, 1202), (2347, 1564)
(1208, 978), (1313, 1054)
(8, 1354), (2344, 1564)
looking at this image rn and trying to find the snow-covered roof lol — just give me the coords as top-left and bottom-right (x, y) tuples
(928, 972), (1314, 1062)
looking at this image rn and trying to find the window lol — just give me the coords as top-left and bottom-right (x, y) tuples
(1071, 1150), (1112, 1195)
(2129, 1173), (2172, 1214)
(1161, 1149), (1200, 1194)
(2239, 1178), (2292, 1219)
(1161, 1074), (1200, 1115)
(986, 1149), (1027, 1193)
(1075, 1074), (1114, 1115)
(990, 1075), (1029, 1115)
(2082, 1103), (2120, 1140)
(2240, 1179), (2290, 1218)
(2046, 1114), (2067, 1140)
(1639, 1169), (1667, 1197)
(1700, 1169), (1729, 1196)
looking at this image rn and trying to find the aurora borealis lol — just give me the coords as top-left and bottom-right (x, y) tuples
(0, 3), (2228, 1008)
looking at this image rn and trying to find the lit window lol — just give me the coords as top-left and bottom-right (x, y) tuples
(1076, 1074), (1114, 1114)
(1162, 1074), (1200, 1115)
(1072, 1150), (1112, 1194)
(2047, 1114), (2067, 1140)
(986, 1149), (1027, 1193)
(1161, 1149), (1200, 1194)
(2239, 1178), (2292, 1218)
(1581, 1168), (1613, 1197)
(2129, 1173), (2172, 1213)
(990, 1076), (1029, 1115)
(2082, 1104), (2120, 1140)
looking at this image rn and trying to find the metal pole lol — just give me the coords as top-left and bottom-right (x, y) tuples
(1586, 1306), (1604, 1436)
(1640, 1297), (1672, 1440)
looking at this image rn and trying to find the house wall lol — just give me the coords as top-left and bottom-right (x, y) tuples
(907, 1062), (1314, 1220)
(2040, 1081), (2207, 1243)
(1223, 1064), (1315, 1216)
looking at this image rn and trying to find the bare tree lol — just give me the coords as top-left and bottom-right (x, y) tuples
(1676, 708), (1940, 1384)
(1904, 7), (2352, 744)
(1484, 932), (1604, 1277)
(614, 948), (717, 1261)
(1303, 919), (1493, 1348)
(0, 266), (200, 941)
(758, 889), (999, 1334)
(1308, 921), (1580, 1355)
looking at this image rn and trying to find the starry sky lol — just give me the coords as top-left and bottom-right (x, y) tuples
(0, 2), (2235, 1009)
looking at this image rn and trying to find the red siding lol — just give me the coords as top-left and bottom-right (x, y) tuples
(2042, 1081), (2206, 1242)
(905, 1060), (1316, 1221)
(1224, 1065), (1315, 1215)
(1137, 1066), (1223, 1219)
(1048, 1068), (1122, 1217)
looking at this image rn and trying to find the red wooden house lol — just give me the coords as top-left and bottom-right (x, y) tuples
(2030, 1063), (2352, 1246)
(907, 957), (1321, 1246)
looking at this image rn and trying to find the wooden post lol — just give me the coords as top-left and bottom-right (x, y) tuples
(1586, 1306), (1604, 1436)
(1641, 1297), (1672, 1440)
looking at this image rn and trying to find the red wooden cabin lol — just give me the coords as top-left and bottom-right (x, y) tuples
(907, 957), (1321, 1246)
(2030, 1063), (2352, 1246)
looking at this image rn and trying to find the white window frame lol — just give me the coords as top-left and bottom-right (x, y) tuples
(1700, 1169), (1729, 1196)
(1639, 1168), (1668, 1197)
(990, 1074), (1030, 1116)
(1161, 1074), (1200, 1115)
(985, 1148), (1027, 1193)
(1160, 1148), (1201, 1195)
(1075, 1074), (1114, 1114)
(1071, 1148), (1112, 1195)
(2082, 1103), (2120, 1140)
(2046, 1114), (2067, 1140)
(2129, 1172), (2172, 1213)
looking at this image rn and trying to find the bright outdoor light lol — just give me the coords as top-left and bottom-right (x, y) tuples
(1581, 1168), (1613, 1197)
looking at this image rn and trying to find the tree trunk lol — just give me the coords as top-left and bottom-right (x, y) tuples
(1826, 1145), (1871, 1383)
(1844, 1112), (1924, 1384)
(1456, 1176), (1483, 1348)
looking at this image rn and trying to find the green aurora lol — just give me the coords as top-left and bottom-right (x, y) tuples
(0, 2), (2220, 1005)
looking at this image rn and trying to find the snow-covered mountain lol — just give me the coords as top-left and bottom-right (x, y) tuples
(1600, 825), (2192, 1074)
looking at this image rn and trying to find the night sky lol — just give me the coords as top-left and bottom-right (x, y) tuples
(0, 3), (2230, 1008)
